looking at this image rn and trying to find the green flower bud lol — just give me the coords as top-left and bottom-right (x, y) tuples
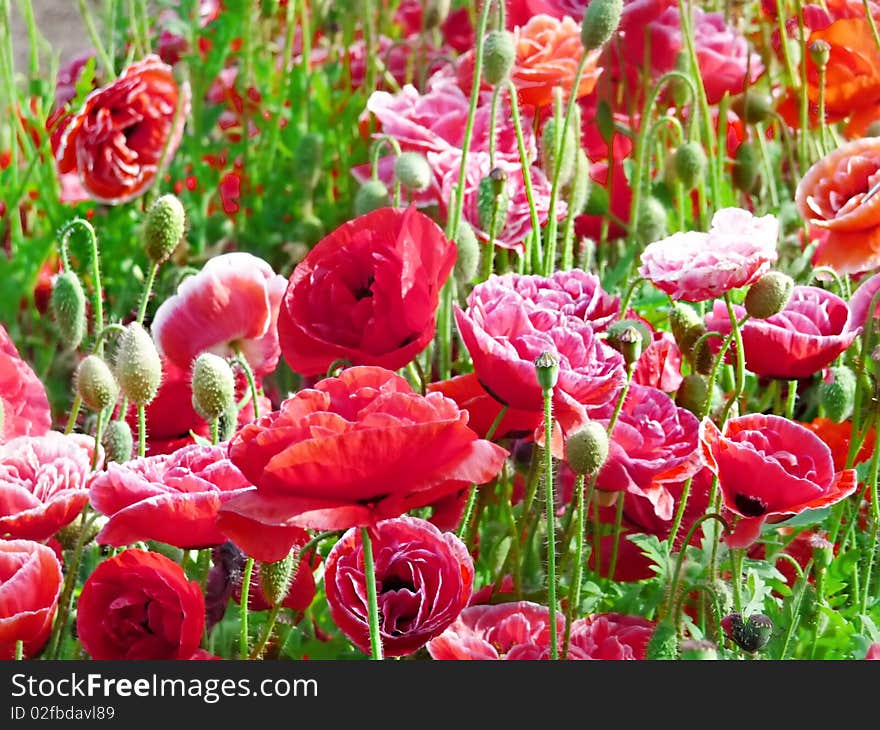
(477, 168), (509, 238)
(394, 152), (432, 192)
(50, 271), (87, 351)
(732, 142), (760, 194)
(565, 149), (592, 215)
(541, 114), (579, 189)
(809, 39), (830, 68)
(534, 351), (559, 392)
(259, 551), (296, 608)
(645, 618), (679, 660)
(564, 420), (610, 475)
(115, 323), (162, 406)
(635, 196), (668, 244)
(453, 220), (480, 285)
(732, 93), (774, 125)
(353, 180), (391, 216)
(143, 194), (186, 265)
(679, 639), (718, 660)
(818, 365), (857, 423)
(580, 0), (623, 52)
(744, 271), (794, 319)
(675, 374), (724, 417)
(75, 354), (119, 412)
(483, 30), (516, 86)
(673, 141), (708, 191)
(293, 132), (324, 191)
(102, 419), (134, 464)
(191, 352), (236, 422)
(669, 302), (705, 355)
(606, 319), (650, 366)
(669, 51), (691, 107)
(423, 0), (452, 30)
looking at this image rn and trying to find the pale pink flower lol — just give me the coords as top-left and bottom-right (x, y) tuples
(0, 326), (51, 443)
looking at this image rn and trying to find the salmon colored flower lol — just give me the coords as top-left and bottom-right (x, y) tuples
(56, 55), (190, 204)
(0, 325), (51, 443)
(796, 137), (880, 274)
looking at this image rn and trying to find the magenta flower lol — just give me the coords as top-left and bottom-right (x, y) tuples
(151, 252), (287, 376)
(638, 208), (779, 302)
(565, 613), (655, 660)
(0, 326), (51, 443)
(324, 517), (474, 657)
(704, 285), (859, 379)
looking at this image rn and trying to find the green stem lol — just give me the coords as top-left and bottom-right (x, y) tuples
(785, 379), (798, 419)
(78, 0), (115, 79)
(58, 219), (105, 355)
(15, 640), (23, 660)
(91, 408), (105, 471)
(361, 527), (384, 660)
(859, 423), (880, 619)
(457, 405), (508, 540)
(136, 262), (160, 325)
(137, 404), (146, 458)
(720, 292), (747, 422)
(731, 547), (744, 614)
(562, 473), (586, 659)
(778, 559), (813, 660)
(607, 494), (626, 583)
(47, 512), (95, 659)
(542, 384), (558, 660)
(507, 79), (543, 271)
(64, 395), (83, 436)
(235, 351), (261, 420)
(239, 557), (255, 659)
(665, 512), (730, 620)
(210, 417), (219, 446)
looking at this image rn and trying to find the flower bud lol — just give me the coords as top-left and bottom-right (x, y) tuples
(635, 196), (668, 244)
(50, 271), (87, 351)
(732, 142), (760, 194)
(669, 303), (703, 350)
(541, 114), (579, 188)
(566, 149), (592, 215)
(293, 132), (323, 191)
(669, 51), (691, 107)
(580, 0), (623, 52)
(809, 39), (831, 68)
(672, 141), (708, 191)
(143, 194), (186, 265)
(477, 168), (509, 238)
(423, 0), (452, 30)
(482, 30), (516, 86)
(102, 419), (134, 464)
(645, 618), (679, 660)
(114, 322), (162, 406)
(353, 180), (390, 216)
(564, 420), (610, 475)
(453, 220), (480, 285)
(534, 351), (559, 392)
(75, 354), (119, 412)
(675, 373), (723, 417)
(743, 271), (793, 319)
(394, 151), (432, 192)
(680, 638), (718, 660)
(191, 352), (236, 422)
(259, 551), (296, 608)
(732, 93), (774, 125)
(723, 612), (773, 653)
(818, 365), (857, 423)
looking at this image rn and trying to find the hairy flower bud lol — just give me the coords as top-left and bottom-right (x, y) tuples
(673, 141), (708, 191)
(580, 0), (623, 52)
(732, 142), (760, 194)
(645, 618), (679, 660)
(394, 152), (432, 192)
(534, 351), (559, 391)
(635, 196), (668, 244)
(353, 180), (391, 216)
(453, 220), (480, 285)
(564, 421), (610, 475)
(566, 149), (592, 215)
(744, 271), (794, 319)
(102, 419), (134, 464)
(115, 323), (162, 406)
(483, 30), (516, 86)
(76, 354), (119, 411)
(259, 551), (296, 608)
(541, 114), (579, 188)
(809, 39), (831, 68)
(477, 168), (509, 238)
(818, 365), (857, 423)
(191, 352), (236, 422)
(606, 319), (650, 366)
(50, 271), (87, 351)
(143, 194), (186, 264)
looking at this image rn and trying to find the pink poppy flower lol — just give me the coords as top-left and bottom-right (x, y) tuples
(638, 207), (779, 302)
(633, 332), (683, 392)
(0, 432), (98, 541)
(704, 286), (859, 380)
(565, 613), (655, 660)
(89, 443), (254, 549)
(151, 252), (287, 377)
(848, 269), (880, 331)
(701, 414), (859, 548)
(454, 274), (626, 432)
(0, 325), (51, 442)
(324, 517), (474, 657)
(426, 601), (561, 660)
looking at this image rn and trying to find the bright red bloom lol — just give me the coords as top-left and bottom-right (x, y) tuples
(277, 207), (456, 377)
(704, 286), (859, 380)
(0, 432), (98, 541)
(76, 549), (205, 660)
(803, 417), (875, 471)
(324, 517), (474, 657)
(55, 55), (190, 204)
(566, 613), (654, 660)
(89, 443), (254, 549)
(0, 539), (62, 659)
(0, 325), (51, 442)
(217, 366), (508, 562)
(700, 414), (859, 548)
(152, 252), (287, 377)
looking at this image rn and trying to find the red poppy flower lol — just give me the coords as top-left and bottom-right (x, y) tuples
(324, 517), (474, 657)
(700, 414), (859, 548)
(76, 549), (205, 660)
(217, 366), (508, 562)
(803, 417), (875, 471)
(0, 325), (51, 443)
(704, 285), (859, 380)
(277, 207), (456, 377)
(0, 539), (62, 659)
(55, 55), (191, 204)
(89, 443), (254, 549)
(0, 432), (98, 541)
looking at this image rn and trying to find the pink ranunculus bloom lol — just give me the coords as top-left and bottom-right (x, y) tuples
(0, 325), (51, 443)
(704, 286), (859, 380)
(455, 274), (626, 432)
(638, 207), (779, 302)
(0, 432), (98, 541)
(565, 613), (655, 660)
(324, 517), (473, 657)
(701, 414), (859, 548)
(426, 601), (562, 660)
(151, 252), (287, 377)
(591, 383), (702, 521)
(89, 443), (254, 550)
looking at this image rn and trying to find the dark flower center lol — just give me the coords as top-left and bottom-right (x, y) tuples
(354, 275), (375, 300)
(734, 493), (768, 517)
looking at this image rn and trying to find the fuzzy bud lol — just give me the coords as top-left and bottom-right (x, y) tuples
(566, 149), (592, 215)
(102, 419), (134, 464)
(669, 303), (705, 354)
(191, 352), (236, 422)
(541, 114), (578, 189)
(564, 420), (610, 475)
(675, 374), (724, 417)
(394, 152), (432, 192)
(453, 220), (480, 285)
(353, 180), (391, 216)
(723, 612), (773, 654)
(259, 551), (296, 608)
(293, 132), (324, 191)
(732, 142), (760, 194)
(818, 365), (857, 423)
(809, 39), (830, 68)
(50, 271), (87, 351)
(732, 93), (774, 125)
(635, 196), (668, 244)
(580, 0), (623, 52)
(645, 619), (679, 660)
(75, 354), (119, 412)
(606, 319), (650, 366)
(483, 30), (516, 86)
(143, 194), (186, 264)
(477, 168), (509, 238)
(534, 351), (559, 392)
(114, 322), (162, 406)
(744, 271), (794, 319)
(672, 141), (708, 191)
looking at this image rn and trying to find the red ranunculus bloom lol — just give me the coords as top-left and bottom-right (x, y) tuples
(0, 325), (51, 442)
(0, 539), (62, 659)
(277, 207), (456, 377)
(324, 517), (474, 657)
(426, 601), (561, 660)
(217, 366), (508, 562)
(152, 252), (287, 377)
(700, 414), (859, 548)
(0, 432), (98, 541)
(76, 548), (205, 660)
(55, 55), (191, 204)
(454, 273), (626, 432)
(565, 613), (654, 660)
(704, 285), (859, 380)
(89, 443), (255, 549)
